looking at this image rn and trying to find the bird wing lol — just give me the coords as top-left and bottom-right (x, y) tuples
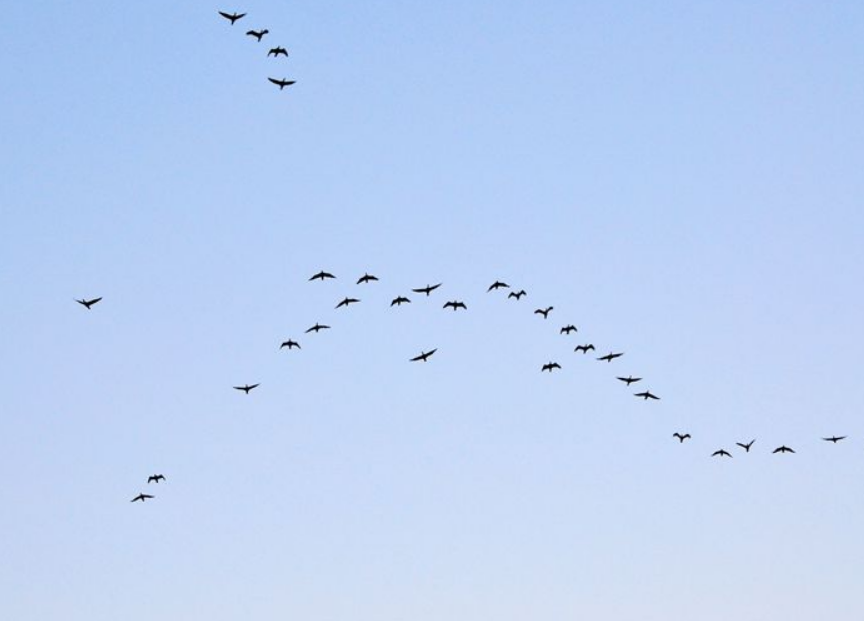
(219, 11), (233, 19)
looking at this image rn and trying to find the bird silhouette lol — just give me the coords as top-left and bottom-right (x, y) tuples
(534, 306), (553, 319)
(147, 474), (166, 484)
(616, 376), (642, 386)
(508, 290), (526, 300)
(336, 297), (360, 309)
(280, 339), (301, 350)
(487, 281), (509, 292)
(246, 29), (269, 41)
(233, 383), (260, 394)
(76, 297), (102, 309)
(597, 352), (623, 362)
(560, 325), (578, 335)
(131, 493), (154, 502)
(712, 449), (732, 458)
(412, 283), (441, 296)
(268, 46), (289, 58)
(541, 362), (562, 372)
(574, 344), (595, 354)
(673, 433), (691, 443)
(309, 270), (335, 281)
(773, 445), (795, 454)
(390, 296), (411, 306)
(443, 301), (467, 311)
(305, 323), (330, 333)
(357, 273), (379, 284)
(410, 349), (437, 362)
(736, 440), (755, 452)
(268, 77), (296, 90)
(823, 435), (847, 443)
(218, 11), (246, 25)
(634, 390), (660, 400)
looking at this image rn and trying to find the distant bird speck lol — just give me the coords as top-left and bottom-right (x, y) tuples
(76, 297), (102, 309)
(410, 349), (437, 362)
(131, 493), (154, 503)
(233, 383), (260, 394)
(534, 306), (553, 319)
(508, 289), (526, 300)
(269, 77), (296, 90)
(218, 11), (246, 25)
(246, 29), (269, 41)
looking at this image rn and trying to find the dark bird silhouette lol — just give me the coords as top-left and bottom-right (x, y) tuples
(336, 297), (360, 309)
(76, 297), (102, 309)
(246, 29), (269, 41)
(390, 296), (411, 306)
(534, 306), (553, 319)
(634, 390), (660, 400)
(410, 349), (437, 362)
(280, 339), (300, 350)
(673, 432), (691, 443)
(233, 383), (260, 394)
(773, 445), (795, 454)
(616, 376), (642, 386)
(218, 11), (246, 25)
(736, 440), (755, 452)
(443, 300), (467, 311)
(508, 290), (526, 300)
(487, 281), (509, 292)
(412, 283), (441, 296)
(268, 46), (289, 58)
(305, 323), (330, 333)
(560, 325), (578, 335)
(712, 449), (732, 458)
(147, 475), (166, 484)
(574, 344), (595, 354)
(268, 77), (296, 90)
(309, 270), (335, 281)
(823, 435), (847, 443)
(541, 362), (562, 372)
(357, 273), (379, 284)
(597, 352), (623, 362)
(131, 493), (154, 502)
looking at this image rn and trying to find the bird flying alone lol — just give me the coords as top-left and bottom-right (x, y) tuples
(487, 281), (509, 292)
(443, 301), (467, 311)
(574, 344), (595, 354)
(617, 376), (642, 386)
(147, 475), (166, 484)
(823, 435), (847, 443)
(246, 29), (269, 41)
(560, 325), (578, 335)
(357, 273), (379, 284)
(534, 306), (553, 319)
(336, 297), (360, 309)
(309, 270), (335, 281)
(269, 77), (296, 90)
(773, 445), (795, 454)
(268, 46), (289, 58)
(305, 323), (330, 333)
(634, 390), (660, 401)
(673, 433), (691, 443)
(233, 383), (260, 394)
(390, 296), (411, 307)
(597, 352), (624, 362)
(131, 493), (154, 503)
(218, 11), (246, 24)
(541, 362), (562, 372)
(736, 440), (755, 452)
(280, 339), (300, 350)
(412, 283), (442, 296)
(76, 297), (102, 309)
(508, 290), (526, 300)
(410, 349), (437, 362)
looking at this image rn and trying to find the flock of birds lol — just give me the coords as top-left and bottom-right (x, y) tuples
(217, 9), (296, 91)
(75, 268), (851, 504)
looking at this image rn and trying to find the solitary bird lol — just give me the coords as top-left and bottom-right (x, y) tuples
(412, 283), (442, 296)
(131, 493), (154, 503)
(736, 440), (755, 452)
(309, 270), (335, 281)
(357, 273), (379, 284)
(508, 290), (526, 300)
(673, 432), (691, 443)
(487, 281), (509, 292)
(534, 306), (553, 319)
(597, 352), (624, 362)
(280, 339), (300, 350)
(574, 344), (595, 354)
(410, 349), (437, 362)
(616, 376), (642, 386)
(541, 362), (562, 372)
(336, 297), (360, 309)
(268, 77), (296, 90)
(390, 296), (411, 306)
(147, 474), (166, 484)
(76, 297), (102, 309)
(773, 445), (795, 454)
(712, 449), (732, 458)
(246, 29), (269, 41)
(305, 323), (330, 333)
(823, 435), (847, 443)
(218, 11), (246, 25)
(634, 390), (660, 401)
(233, 383), (260, 394)
(443, 301), (467, 311)
(560, 325), (578, 335)
(267, 46), (289, 58)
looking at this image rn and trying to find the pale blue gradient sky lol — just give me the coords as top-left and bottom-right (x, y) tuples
(2, 1), (864, 619)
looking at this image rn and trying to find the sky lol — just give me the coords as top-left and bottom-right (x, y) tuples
(2, 1), (864, 619)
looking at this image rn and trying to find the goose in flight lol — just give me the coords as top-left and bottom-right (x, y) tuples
(673, 432), (691, 443)
(634, 390), (660, 400)
(233, 383), (260, 394)
(772, 445), (795, 454)
(443, 301), (467, 311)
(76, 297), (102, 309)
(268, 47), (289, 58)
(736, 440), (755, 452)
(305, 323), (330, 333)
(218, 11), (246, 25)
(597, 352), (623, 362)
(335, 297), (360, 309)
(309, 270), (335, 281)
(246, 29), (269, 41)
(410, 349), (437, 362)
(541, 362), (562, 372)
(616, 376), (641, 386)
(280, 339), (300, 350)
(131, 493), (154, 503)
(390, 296), (411, 306)
(823, 435), (847, 443)
(508, 290), (526, 300)
(560, 325), (578, 335)
(574, 344), (595, 354)
(357, 273), (379, 284)
(487, 281), (509, 292)
(712, 449), (732, 458)
(268, 77), (296, 90)
(147, 474), (166, 484)
(534, 306), (553, 319)
(412, 283), (441, 296)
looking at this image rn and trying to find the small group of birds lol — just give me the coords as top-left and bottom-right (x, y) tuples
(218, 9), (296, 91)
(704, 436), (847, 458)
(130, 474), (165, 503)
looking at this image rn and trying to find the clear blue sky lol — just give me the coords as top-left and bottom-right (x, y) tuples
(2, 1), (864, 619)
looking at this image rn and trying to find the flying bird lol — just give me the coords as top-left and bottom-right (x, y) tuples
(412, 283), (441, 296)
(616, 376), (642, 386)
(487, 281), (509, 292)
(443, 301), (467, 311)
(246, 29), (269, 41)
(773, 445), (795, 454)
(267, 46), (289, 58)
(560, 325), (578, 335)
(634, 390), (660, 400)
(218, 11), (246, 25)
(357, 273), (379, 284)
(76, 297), (102, 309)
(673, 433), (691, 443)
(410, 349), (437, 362)
(335, 297), (360, 309)
(280, 339), (300, 350)
(574, 344), (595, 354)
(541, 362), (562, 372)
(508, 290), (526, 300)
(131, 493), (154, 503)
(534, 306), (553, 319)
(147, 475), (166, 484)
(305, 323), (330, 333)
(268, 77), (296, 90)
(597, 352), (624, 362)
(736, 440), (755, 452)
(309, 270), (335, 281)
(823, 435), (847, 443)
(390, 296), (411, 306)
(712, 449), (732, 458)
(233, 383), (260, 394)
